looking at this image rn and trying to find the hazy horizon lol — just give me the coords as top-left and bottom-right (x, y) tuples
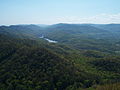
(1, 23), (120, 26)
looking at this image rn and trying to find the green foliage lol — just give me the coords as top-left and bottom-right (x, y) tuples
(96, 83), (120, 90)
(0, 24), (120, 89)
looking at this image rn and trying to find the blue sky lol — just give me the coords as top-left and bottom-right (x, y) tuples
(0, 0), (120, 25)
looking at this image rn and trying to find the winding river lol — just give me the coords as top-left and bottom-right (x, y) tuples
(39, 36), (57, 43)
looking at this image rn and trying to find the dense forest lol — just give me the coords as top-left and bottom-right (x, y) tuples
(0, 24), (120, 90)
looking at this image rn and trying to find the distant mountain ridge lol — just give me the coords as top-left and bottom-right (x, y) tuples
(1, 23), (120, 89)
(1, 23), (120, 51)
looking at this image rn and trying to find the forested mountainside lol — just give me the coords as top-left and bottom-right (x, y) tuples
(0, 24), (120, 90)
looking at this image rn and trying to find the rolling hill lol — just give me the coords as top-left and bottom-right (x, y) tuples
(0, 23), (120, 89)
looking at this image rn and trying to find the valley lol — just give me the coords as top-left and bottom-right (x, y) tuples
(0, 23), (120, 90)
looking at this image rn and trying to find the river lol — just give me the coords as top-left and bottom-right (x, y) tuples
(39, 36), (57, 43)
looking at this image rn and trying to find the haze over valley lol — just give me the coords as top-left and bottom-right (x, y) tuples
(0, 0), (120, 90)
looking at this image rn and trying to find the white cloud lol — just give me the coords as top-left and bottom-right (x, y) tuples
(2, 13), (120, 25)
(57, 13), (120, 24)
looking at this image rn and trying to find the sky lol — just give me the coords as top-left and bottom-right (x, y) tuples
(0, 0), (120, 25)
